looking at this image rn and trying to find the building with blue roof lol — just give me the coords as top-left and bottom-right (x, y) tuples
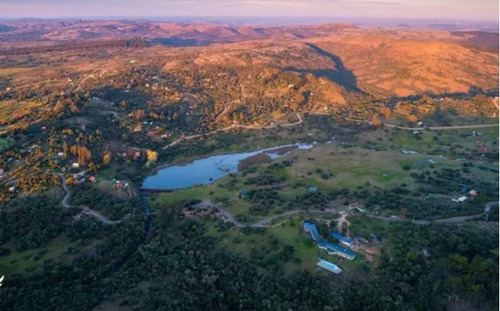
(330, 232), (353, 247)
(317, 241), (356, 260)
(303, 221), (320, 241)
(316, 259), (342, 274)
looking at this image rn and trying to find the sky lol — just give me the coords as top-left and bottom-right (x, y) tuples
(0, 0), (498, 22)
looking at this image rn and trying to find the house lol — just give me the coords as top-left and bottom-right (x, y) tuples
(72, 163), (80, 169)
(239, 190), (250, 199)
(316, 259), (342, 274)
(355, 206), (366, 213)
(349, 202), (365, 213)
(330, 232), (353, 247)
(303, 221), (320, 241)
(452, 196), (467, 203)
(400, 148), (417, 155)
(468, 189), (478, 196)
(317, 241), (356, 260)
(57, 152), (64, 158)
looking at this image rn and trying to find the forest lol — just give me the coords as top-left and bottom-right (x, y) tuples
(0, 191), (498, 310)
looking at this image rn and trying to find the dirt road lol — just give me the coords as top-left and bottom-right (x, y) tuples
(60, 174), (120, 224)
(163, 113), (303, 150)
(369, 201), (498, 225)
(383, 123), (498, 131)
(195, 200), (498, 229)
(194, 201), (336, 228)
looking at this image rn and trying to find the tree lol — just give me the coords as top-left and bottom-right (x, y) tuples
(103, 151), (112, 165)
(146, 150), (158, 163)
(380, 107), (393, 119)
(372, 117), (383, 127)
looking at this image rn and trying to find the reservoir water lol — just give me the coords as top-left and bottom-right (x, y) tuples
(142, 143), (312, 190)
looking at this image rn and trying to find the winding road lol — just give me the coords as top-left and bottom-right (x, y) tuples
(162, 110), (497, 150)
(194, 201), (339, 228)
(369, 201), (498, 225)
(163, 113), (303, 149)
(194, 201), (498, 228)
(383, 123), (499, 131)
(59, 174), (121, 224)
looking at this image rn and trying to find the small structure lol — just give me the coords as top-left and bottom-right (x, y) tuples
(303, 221), (320, 241)
(349, 202), (365, 213)
(72, 162), (80, 169)
(239, 190), (250, 199)
(468, 189), (478, 196)
(88, 176), (96, 183)
(316, 259), (342, 274)
(355, 206), (366, 213)
(57, 152), (64, 158)
(308, 186), (318, 192)
(400, 148), (417, 155)
(317, 241), (356, 260)
(0, 168), (4, 176)
(330, 232), (353, 247)
(8, 186), (15, 192)
(453, 196), (467, 203)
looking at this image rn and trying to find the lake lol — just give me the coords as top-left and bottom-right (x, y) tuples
(142, 143), (313, 190)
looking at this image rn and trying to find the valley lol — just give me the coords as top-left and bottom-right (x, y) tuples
(0, 19), (498, 311)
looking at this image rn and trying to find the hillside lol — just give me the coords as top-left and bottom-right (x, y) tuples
(0, 20), (498, 311)
(0, 22), (497, 199)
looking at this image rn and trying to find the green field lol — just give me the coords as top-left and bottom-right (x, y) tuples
(0, 237), (75, 275)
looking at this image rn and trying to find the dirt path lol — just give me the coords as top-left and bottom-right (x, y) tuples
(215, 100), (239, 123)
(75, 70), (107, 92)
(383, 123), (499, 131)
(163, 111), (495, 150)
(194, 200), (497, 229)
(82, 207), (121, 225)
(59, 174), (120, 224)
(194, 201), (336, 228)
(319, 113), (497, 131)
(162, 113), (303, 150)
(60, 174), (71, 209)
(369, 201), (498, 225)
(336, 213), (351, 234)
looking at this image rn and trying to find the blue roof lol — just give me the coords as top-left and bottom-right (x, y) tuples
(316, 259), (341, 274)
(330, 232), (353, 245)
(303, 222), (320, 241)
(317, 241), (356, 257)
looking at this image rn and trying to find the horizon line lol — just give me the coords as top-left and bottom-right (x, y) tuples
(0, 15), (498, 24)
